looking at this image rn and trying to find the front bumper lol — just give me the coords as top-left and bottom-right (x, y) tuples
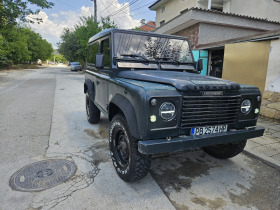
(138, 126), (265, 155)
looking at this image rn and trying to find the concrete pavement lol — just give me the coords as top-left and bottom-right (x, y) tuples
(0, 66), (280, 210)
(244, 117), (280, 171)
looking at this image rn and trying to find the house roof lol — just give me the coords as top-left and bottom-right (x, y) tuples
(195, 29), (280, 50)
(139, 21), (156, 32)
(187, 7), (280, 24)
(149, 0), (168, 10)
(155, 7), (280, 35)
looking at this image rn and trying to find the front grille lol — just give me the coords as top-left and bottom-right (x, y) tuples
(181, 95), (241, 128)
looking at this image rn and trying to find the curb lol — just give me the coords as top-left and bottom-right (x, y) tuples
(243, 149), (280, 171)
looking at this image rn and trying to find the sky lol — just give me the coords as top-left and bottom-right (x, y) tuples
(27, 0), (156, 48)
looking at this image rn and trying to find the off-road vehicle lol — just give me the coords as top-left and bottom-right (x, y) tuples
(84, 29), (265, 182)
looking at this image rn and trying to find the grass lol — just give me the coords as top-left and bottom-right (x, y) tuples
(0, 64), (41, 71)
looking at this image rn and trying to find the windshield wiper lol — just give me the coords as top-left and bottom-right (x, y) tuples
(120, 54), (149, 61)
(156, 57), (181, 64)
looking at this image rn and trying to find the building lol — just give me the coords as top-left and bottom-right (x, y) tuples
(149, 0), (280, 76)
(149, 1), (280, 119)
(139, 20), (156, 32)
(150, 0), (280, 27)
(196, 30), (280, 119)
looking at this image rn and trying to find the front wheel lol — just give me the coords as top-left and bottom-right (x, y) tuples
(203, 140), (247, 159)
(109, 114), (151, 182)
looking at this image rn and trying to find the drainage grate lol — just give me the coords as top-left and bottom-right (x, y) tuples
(9, 159), (77, 192)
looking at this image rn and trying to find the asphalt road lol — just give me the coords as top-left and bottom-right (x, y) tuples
(0, 66), (279, 210)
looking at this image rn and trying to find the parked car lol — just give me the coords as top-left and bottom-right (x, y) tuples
(84, 29), (265, 182)
(71, 62), (82, 71)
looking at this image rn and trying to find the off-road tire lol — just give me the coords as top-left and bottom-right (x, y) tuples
(109, 114), (151, 182)
(86, 92), (100, 124)
(203, 140), (247, 159)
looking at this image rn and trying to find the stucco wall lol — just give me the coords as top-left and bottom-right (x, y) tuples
(155, 0), (196, 27)
(198, 23), (264, 45)
(222, 41), (270, 94)
(229, 0), (280, 22)
(265, 39), (280, 92)
(261, 39), (280, 120)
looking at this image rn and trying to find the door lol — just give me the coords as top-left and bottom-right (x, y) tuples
(95, 37), (111, 112)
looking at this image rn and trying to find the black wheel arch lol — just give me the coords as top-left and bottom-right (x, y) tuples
(109, 94), (140, 139)
(84, 79), (96, 102)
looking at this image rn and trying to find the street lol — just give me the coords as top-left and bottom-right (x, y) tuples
(0, 65), (280, 210)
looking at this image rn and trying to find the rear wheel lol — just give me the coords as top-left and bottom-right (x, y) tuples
(203, 140), (247, 159)
(86, 92), (100, 124)
(109, 114), (151, 182)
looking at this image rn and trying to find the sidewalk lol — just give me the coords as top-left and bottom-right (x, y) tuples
(244, 116), (280, 170)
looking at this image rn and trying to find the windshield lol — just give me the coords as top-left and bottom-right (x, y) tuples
(113, 32), (193, 63)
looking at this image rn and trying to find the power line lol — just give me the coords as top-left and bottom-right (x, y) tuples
(99, 0), (122, 28)
(113, 0), (156, 17)
(55, 0), (76, 9)
(84, 0), (91, 7)
(99, 0), (121, 15)
(109, 0), (139, 17)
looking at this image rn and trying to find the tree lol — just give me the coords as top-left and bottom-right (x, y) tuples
(58, 16), (117, 65)
(0, 25), (53, 66)
(0, 0), (54, 26)
(58, 28), (80, 62)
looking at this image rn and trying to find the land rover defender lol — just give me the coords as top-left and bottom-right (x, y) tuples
(84, 29), (265, 182)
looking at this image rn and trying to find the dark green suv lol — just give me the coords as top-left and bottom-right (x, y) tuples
(84, 29), (264, 182)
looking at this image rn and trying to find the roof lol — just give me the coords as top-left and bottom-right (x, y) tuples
(88, 28), (117, 43)
(88, 28), (188, 44)
(196, 29), (280, 50)
(149, 0), (167, 10)
(187, 7), (280, 24)
(139, 21), (156, 32)
(155, 7), (280, 35)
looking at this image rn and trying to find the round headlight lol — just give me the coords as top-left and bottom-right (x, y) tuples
(241, 99), (252, 114)
(159, 102), (176, 120)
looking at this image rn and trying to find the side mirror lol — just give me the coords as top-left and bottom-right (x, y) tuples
(95, 53), (104, 68)
(197, 59), (203, 72)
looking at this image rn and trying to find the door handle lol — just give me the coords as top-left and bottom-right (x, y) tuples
(96, 80), (100, 85)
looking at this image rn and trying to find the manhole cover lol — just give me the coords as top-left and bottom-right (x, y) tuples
(9, 159), (77, 192)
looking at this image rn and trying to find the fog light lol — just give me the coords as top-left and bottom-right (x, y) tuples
(255, 108), (260, 114)
(150, 115), (156, 122)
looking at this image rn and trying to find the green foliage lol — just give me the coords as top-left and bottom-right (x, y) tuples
(49, 53), (66, 63)
(0, 0), (54, 26)
(0, 25), (53, 67)
(58, 16), (117, 66)
(131, 27), (141, 31)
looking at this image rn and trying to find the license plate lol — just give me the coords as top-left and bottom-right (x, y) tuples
(191, 125), (228, 136)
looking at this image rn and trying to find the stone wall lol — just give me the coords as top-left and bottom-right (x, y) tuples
(174, 23), (199, 48)
(260, 91), (280, 120)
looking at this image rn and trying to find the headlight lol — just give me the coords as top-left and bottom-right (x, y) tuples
(241, 99), (252, 114)
(159, 102), (176, 120)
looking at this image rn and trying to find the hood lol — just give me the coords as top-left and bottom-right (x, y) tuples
(118, 70), (240, 91)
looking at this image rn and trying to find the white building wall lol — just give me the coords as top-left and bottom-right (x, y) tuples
(229, 0), (280, 22)
(155, 0), (197, 27)
(265, 39), (280, 92)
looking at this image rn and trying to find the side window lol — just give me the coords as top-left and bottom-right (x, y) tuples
(88, 42), (99, 65)
(101, 38), (111, 68)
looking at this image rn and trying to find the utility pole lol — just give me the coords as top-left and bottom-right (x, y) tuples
(208, 0), (212, 10)
(91, 0), (97, 22)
